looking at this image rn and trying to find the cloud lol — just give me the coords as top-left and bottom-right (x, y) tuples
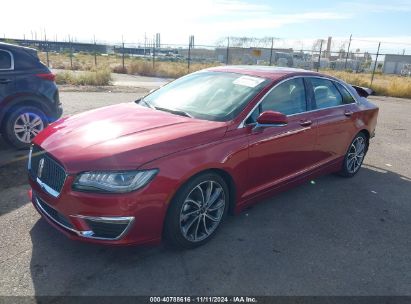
(339, 0), (411, 13)
(208, 12), (351, 32)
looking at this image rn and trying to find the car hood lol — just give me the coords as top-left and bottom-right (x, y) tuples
(34, 103), (228, 173)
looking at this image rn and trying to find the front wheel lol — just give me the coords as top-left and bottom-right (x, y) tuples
(339, 132), (368, 177)
(164, 172), (229, 249)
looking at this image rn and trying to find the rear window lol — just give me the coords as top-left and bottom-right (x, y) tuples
(0, 50), (12, 70)
(309, 78), (343, 109)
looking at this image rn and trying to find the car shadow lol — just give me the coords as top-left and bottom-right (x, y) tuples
(29, 165), (411, 296)
(0, 137), (31, 215)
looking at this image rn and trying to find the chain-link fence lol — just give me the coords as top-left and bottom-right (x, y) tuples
(2, 36), (411, 97)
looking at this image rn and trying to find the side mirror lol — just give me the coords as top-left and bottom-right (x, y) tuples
(255, 111), (288, 128)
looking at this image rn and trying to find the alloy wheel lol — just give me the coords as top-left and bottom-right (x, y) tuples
(179, 180), (226, 242)
(13, 112), (44, 143)
(347, 136), (366, 173)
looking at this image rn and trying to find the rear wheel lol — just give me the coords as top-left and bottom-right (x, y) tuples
(2, 106), (48, 149)
(164, 172), (229, 249)
(339, 132), (368, 177)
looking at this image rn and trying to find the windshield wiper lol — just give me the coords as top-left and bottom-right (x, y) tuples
(153, 106), (193, 118)
(137, 98), (155, 109)
(137, 99), (192, 118)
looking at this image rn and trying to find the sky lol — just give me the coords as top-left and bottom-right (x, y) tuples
(2, 0), (411, 53)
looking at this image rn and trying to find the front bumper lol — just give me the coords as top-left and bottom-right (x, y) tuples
(29, 174), (168, 246)
(33, 193), (135, 240)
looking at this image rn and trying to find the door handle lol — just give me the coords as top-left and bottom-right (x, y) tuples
(0, 79), (11, 84)
(344, 111), (353, 117)
(299, 120), (312, 127)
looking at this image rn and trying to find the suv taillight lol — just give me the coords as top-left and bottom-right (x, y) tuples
(35, 73), (56, 82)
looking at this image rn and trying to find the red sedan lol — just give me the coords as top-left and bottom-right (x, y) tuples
(28, 66), (379, 248)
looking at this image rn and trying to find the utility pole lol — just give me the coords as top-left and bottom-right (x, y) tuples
(344, 34), (352, 70)
(370, 42), (381, 87)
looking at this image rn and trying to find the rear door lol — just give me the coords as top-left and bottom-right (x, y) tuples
(305, 77), (358, 164)
(244, 77), (318, 198)
(0, 49), (15, 103)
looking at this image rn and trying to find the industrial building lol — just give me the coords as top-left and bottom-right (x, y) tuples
(383, 54), (411, 75)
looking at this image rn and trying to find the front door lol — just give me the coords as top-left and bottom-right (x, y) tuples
(245, 77), (318, 199)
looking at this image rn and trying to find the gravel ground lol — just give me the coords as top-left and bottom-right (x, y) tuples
(0, 93), (410, 296)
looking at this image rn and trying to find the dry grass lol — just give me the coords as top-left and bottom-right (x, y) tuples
(322, 70), (411, 99)
(55, 68), (111, 86)
(126, 61), (217, 78)
(39, 52), (411, 98)
(39, 52), (218, 78)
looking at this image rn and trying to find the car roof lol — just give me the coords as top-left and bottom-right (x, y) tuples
(206, 65), (328, 81)
(0, 42), (37, 53)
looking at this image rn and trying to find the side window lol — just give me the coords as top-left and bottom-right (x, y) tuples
(245, 107), (260, 124)
(0, 50), (12, 70)
(334, 82), (356, 104)
(260, 78), (307, 115)
(309, 78), (343, 109)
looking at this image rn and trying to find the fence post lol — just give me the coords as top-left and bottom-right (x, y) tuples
(94, 36), (97, 67)
(316, 40), (323, 72)
(344, 34), (352, 70)
(45, 39), (49, 67)
(269, 37), (274, 66)
(226, 37), (230, 65)
(370, 42), (381, 87)
(122, 36), (125, 71)
(152, 39), (155, 69)
(188, 36), (192, 73)
(144, 33), (147, 57)
(69, 36), (73, 70)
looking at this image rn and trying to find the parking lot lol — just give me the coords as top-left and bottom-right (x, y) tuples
(0, 91), (410, 296)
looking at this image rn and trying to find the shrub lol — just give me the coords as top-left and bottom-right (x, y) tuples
(56, 68), (111, 86)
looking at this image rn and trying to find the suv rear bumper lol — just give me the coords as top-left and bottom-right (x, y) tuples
(49, 103), (63, 122)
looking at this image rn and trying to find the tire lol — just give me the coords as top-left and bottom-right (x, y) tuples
(164, 172), (229, 249)
(338, 132), (368, 178)
(1, 106), (48, 149)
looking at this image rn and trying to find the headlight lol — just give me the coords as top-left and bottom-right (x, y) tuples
(72, 169), (158, 193)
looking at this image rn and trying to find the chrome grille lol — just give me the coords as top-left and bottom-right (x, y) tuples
(29, 145), (66, 196)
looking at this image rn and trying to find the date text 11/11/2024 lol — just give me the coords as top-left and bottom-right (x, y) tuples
(149, 296), (258, 303)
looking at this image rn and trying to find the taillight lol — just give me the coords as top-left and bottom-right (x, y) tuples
(35, 73), (56, 82)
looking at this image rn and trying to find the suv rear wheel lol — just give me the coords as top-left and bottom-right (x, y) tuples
(2, 106), (48, 149)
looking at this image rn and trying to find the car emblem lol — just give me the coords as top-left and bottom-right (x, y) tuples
(37, 158), (45, 179)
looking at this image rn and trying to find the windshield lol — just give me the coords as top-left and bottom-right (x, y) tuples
(140, 71), (269, 121)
